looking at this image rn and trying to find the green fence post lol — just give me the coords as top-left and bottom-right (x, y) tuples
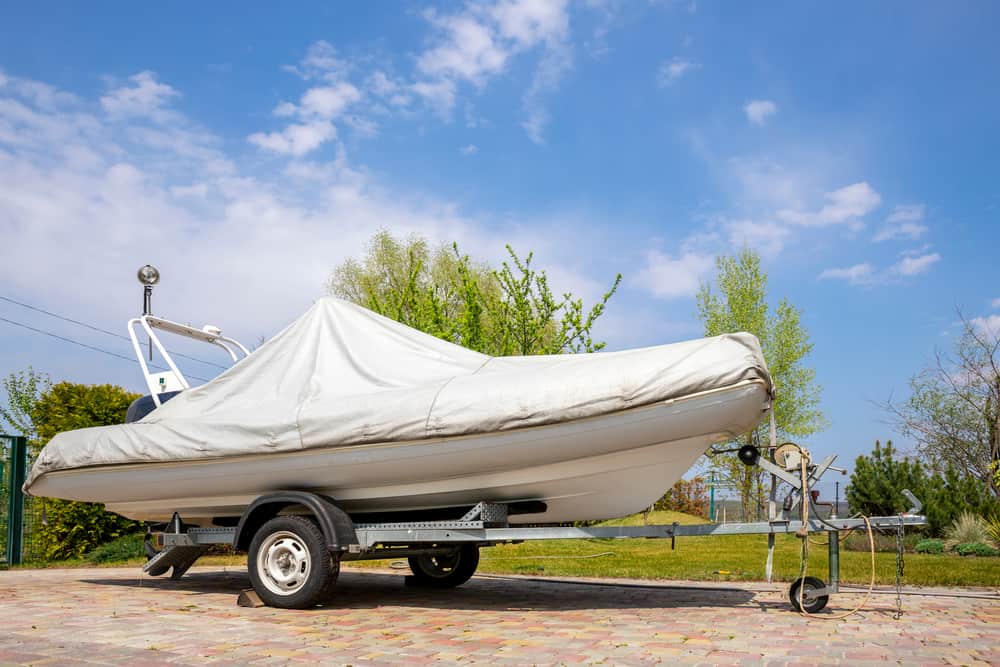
(709, 471), (715, 522)
(5, 436), (26, 566)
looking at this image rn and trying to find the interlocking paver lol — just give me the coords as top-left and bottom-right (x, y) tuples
(0, 566), (997, 665)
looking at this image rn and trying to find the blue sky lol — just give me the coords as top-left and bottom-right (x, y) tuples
(1, 1), (998, 496)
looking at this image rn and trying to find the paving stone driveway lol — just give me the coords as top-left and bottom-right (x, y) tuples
(1, 566), (998, 665)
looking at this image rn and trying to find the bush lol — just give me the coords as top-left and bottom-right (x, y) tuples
(36, 498), (142, 561)
(986, 514), (1000, 548)
(944, 512), (990, 549)
(914, 538), (945, 554)
(954, 542), (999, 557)
(86, 533), (146, 564)
(30, 382), (143, 560)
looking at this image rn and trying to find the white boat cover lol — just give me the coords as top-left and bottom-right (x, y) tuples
(25, 297), (770, 490)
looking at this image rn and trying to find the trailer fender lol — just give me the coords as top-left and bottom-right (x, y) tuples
(234, 491), (358, 553)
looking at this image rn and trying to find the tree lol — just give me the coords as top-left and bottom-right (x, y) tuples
(885, 313), (1000, 498)
(31, 381), (144, 560)
(653, 477), (710, 518)
(846, 439), (928, 517)
(847, 439), (999, 536)
(695, 249), (825, 521)
(0, 367), (50, 443)
(329, 230), (622, 355)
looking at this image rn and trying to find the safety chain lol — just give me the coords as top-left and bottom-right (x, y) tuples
(893, 513), (905, 619)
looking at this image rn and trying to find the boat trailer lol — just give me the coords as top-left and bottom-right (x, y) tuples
(145, 474), (926, 612)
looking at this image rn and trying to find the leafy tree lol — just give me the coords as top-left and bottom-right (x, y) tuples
(31, 382), (144, 560)
(885, 313), (1000, 498)
(329, 231), (484, 341)
(329, 230), (622, 355)
(2, 368), (51, 536)
(653, 477), (709, 518)
(847, 439), (999, 536)
(0, 367), (50, 443)
(695, 249), (825, 520)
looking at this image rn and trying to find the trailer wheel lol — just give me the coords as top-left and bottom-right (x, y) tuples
(248, 516), (337, 608)
(407, 545), (480, 588)
(788, 576), (829, 613)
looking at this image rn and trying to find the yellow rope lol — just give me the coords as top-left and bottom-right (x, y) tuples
(798, 516), (878, 620)
(788, 443), (877, 619)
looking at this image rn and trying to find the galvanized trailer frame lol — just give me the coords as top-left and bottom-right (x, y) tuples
(147, 496), (926, 612)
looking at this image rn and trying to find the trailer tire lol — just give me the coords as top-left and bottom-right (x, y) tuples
(248, 516), (337, 609)
(788, 576), (829, 613)
(407, 545), (480, 588)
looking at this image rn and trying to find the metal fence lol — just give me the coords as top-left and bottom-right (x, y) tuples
(2, 435), (47, 565)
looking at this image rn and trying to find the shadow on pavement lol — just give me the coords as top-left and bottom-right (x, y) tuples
(82, 569), (758, 611)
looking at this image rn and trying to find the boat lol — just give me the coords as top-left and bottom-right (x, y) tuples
(24, 295), (773, 525)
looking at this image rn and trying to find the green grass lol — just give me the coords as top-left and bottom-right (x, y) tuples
(473, 533), (1000, 587)
(345, 510), (1000, 588)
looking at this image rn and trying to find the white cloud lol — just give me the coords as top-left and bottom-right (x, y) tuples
(247, 121), (336, 156)
(368, 71), (400, 98)
(491, 0), (570, 47)
(273, 101), (298, 118)
(343, 114), (378, 138)
(283, 40), (350, 82)
(744, 100), (777, 126)
(722, 156), (818, 212)
(459, 144), (478, 156)
(992, 297), (1000, 309)
(887, 203), (924, 223)
(873, 222), (927, 242)
(169, 183), (208, 198)
(410, 79), (457, 118)
(725, 219), (789, 257)
(819, 250), (940, 287)
(819, 263), (874, 285)
(970, 314), (1000, 337)
(252, 3), (583, 147)
(100, 71), (178, 120)
(0, 70), (610, 375)
(251, 80), (361, 156)
(634, 250), (714, 299)
(777, 182), (881, 228)
(891, 252), (940, 276)
(413, 1), (571, 141)
(657, 57), (697, 86)
(11, 79), (78, 109)
(298, 83), (362, 118)
(521, 38), (572, 144)
(417, 11), (510, 84)
(873, 204), (927, 242)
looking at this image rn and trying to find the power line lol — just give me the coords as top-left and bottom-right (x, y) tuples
(0, 295), (128, 343)
(0, 315), (211, 383)
(0, 294), (227, 370)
